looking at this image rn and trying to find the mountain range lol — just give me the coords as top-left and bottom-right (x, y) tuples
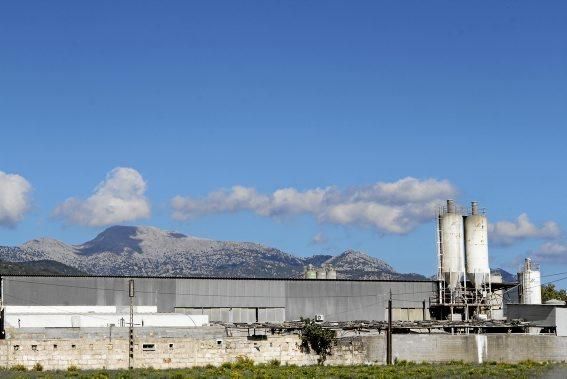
(0, 226), (425, 280)
(0, 225), (515, 281)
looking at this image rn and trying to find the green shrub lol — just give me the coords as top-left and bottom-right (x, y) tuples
(299, 318), (336, 364)
(67, 365), (79, 372)
(33, 362), (43, 371)
(269, 359), (281, 367)
(10, 364), (27, 372)
(233, 355), (254, 369)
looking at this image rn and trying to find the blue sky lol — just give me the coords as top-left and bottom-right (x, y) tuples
(1, 1), (567, 278)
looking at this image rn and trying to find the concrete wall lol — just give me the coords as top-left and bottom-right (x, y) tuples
(3, 276), (436, 322)
(390, 334), (567, 363)
(555, 308), (567, 337)
(3, 328), (567, 370)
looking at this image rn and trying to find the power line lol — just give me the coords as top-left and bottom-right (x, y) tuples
(3, 278), (431, 300)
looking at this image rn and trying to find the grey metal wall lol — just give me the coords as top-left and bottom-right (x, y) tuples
(506, 304), (556, 326)
(174, 279), (285, 308)
(2, 276), (437, 322)
(285, 280), (436, 321)
(3, 277), (176, 312)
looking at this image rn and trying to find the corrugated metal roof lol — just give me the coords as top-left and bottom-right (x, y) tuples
(0, 274), (436, 283)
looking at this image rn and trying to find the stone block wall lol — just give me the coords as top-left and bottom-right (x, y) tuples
(0, 334), (370, 371)
(2, 332), (567, 370)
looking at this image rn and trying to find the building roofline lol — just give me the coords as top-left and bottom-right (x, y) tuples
(0, 274), (437, 283)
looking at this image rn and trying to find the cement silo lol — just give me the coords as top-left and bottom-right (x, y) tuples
(438, 200), (466, 289)
(464, 202), (490, 288)
(325, 265), (337, 280)
(519, 258), (541, 304)
(304, 265), (316, 279)
(316, 268), (327, 280)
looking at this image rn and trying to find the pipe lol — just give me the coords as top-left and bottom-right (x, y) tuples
(447, 200), (456, 214)
(471, 201), (478, 215)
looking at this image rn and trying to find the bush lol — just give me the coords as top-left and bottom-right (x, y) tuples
(299, 318), (336, 364)
(221, 362), (233, 369)
(269, 359), (281, 367)
(10, 364), (27, 372)
(68, 365), (79, 372)
(33, 362), (43, 371)
(233, 356), (254, 369)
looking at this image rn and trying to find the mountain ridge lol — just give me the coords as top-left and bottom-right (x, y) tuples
(1, 225), (426, 280)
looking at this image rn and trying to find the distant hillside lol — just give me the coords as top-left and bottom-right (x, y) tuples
(0, 259), (86, 275)
(0, 225), (426, 280)
(492, 268), (517, 283)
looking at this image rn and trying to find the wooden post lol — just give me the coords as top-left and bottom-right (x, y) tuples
(387, 290), (393, 365)
(0, 276), (4, 340)
(128, 279), (135, 369)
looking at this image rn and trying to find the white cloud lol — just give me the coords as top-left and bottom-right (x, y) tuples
(311, 232), (328, 245)
(489, 213), (561, 247)
(534, 242), (567, 264)
(54, 167), (150, 227)
(0, 171), (32, 227)
(171, 177), (457, 235)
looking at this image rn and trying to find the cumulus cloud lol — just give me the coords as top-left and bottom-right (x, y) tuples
(488, 213), (561, 247)
(54, 167), (150, 227)
(0, 171), (32, 227)
(533, 242), (567, 264)
(171, 177), (457, 235)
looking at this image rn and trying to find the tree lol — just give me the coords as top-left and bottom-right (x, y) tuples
(541, 284), (567, 303)
(299, 318), (336, 365)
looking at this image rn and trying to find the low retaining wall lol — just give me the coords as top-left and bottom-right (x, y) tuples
(1, 329), (567, 370)
(390, 334), (567, 364)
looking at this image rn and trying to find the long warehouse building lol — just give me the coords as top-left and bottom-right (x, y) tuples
(2, 275), (437, 323)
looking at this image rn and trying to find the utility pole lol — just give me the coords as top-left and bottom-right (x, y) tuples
(128, 279), (135, 370)
(387, 289), (392, 365)
(0, 276), (5, 340)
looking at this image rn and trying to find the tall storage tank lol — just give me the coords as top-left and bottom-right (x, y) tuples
(304, 265), (316, 279)
(316, 268), (327, 280)
(439, 200), (466, 289)
(326, 265), (337, 280)
(519, 258), (541, 304)
(464, 202), (490, 287)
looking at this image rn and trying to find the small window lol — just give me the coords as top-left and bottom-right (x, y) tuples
(31, 345), (37, 351)
(169, 343), (174, 349)
(53, 344), (58, 349)
(71, 344), (76, 349)
(13, 345), (19, 351)
(142, 344), (155, 351)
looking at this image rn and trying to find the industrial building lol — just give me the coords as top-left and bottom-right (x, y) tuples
(0, 199), (545, 328)
(2, 276), (437, 324)
(0, 199), (565, 370)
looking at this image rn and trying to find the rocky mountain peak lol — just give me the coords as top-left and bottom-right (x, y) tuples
(21, 237), (76, 254)
(327, 249), (395, 273)
(3, 225), (425, 280)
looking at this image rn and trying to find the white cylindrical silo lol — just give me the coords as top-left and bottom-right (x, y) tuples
(304, 265), (316, 279)
(325, 265), (337, 280)
(316, 268), (327, 280)
(464, 202), (490, 287)
(519, 258), (542, 304)
(439, 200), (466, 289)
